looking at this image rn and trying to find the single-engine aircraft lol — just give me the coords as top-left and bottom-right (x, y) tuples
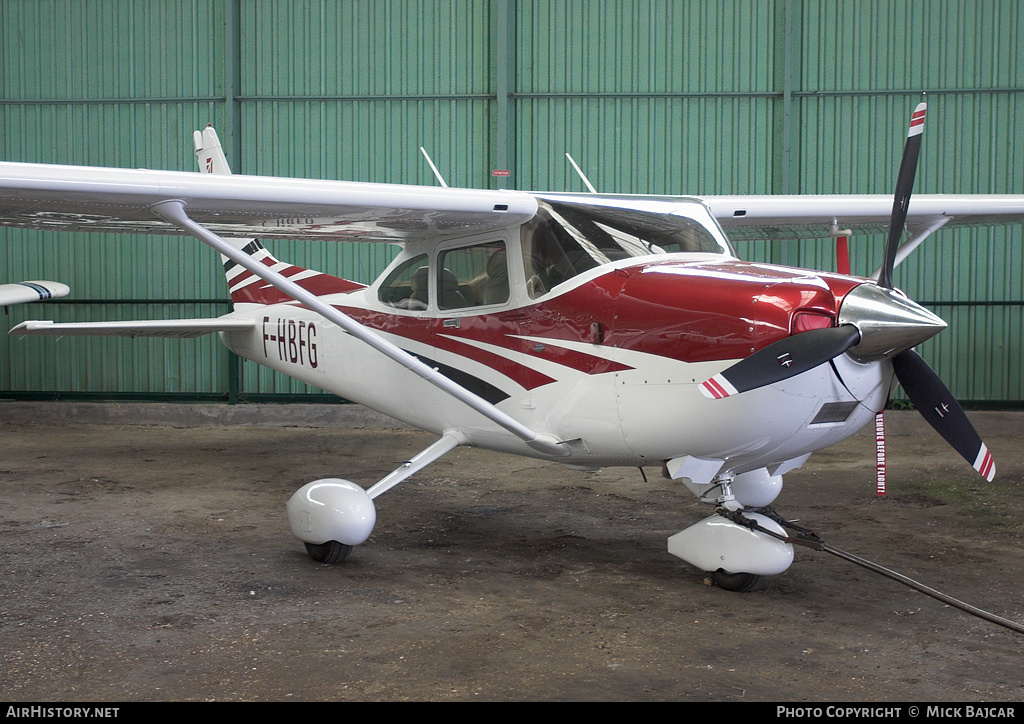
(2, 105), (1023, 591)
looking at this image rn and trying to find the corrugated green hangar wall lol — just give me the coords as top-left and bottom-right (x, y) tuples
(1, 0), (1022, 405)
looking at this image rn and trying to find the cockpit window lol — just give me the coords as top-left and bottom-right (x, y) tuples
(522, 200), (727, 298)
(521, 210), (599, 299)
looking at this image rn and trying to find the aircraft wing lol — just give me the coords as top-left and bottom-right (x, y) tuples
(0, 161), (538, 242)
(10, 318), (255, 339)
(0, 281), (70, 306)
(3, 159), (1023, 245)
(702, 194), (1024, 240)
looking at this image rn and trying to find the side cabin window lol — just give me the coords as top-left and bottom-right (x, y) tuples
(378, 253), (429, 309)
(437, 240), (509, 310)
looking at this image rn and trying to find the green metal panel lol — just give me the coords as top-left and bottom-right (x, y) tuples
(513, 0), (778, 195)
(799, 0), (1023, 92)
(515, 0), (776, 95)
(240, 0), (493, 97)
(515, 96), (777, 195)
(1, 0), (1021, 404)
(0, 0), (222, 101)
(237, 0), (495, 189)
(239, 98), (494, 188)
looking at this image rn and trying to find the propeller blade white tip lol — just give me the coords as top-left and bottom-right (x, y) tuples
(700, 374), (737, 400)
(908, 103), (927, 137)
(974, 444), (996, 482)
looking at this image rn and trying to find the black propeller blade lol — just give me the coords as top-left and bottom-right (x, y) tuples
(892, 349), (996, 481)
(878, 102), (927, 290)
(700, 325), (861, 399)
(881, 103), (997, 481)
(699, 101), (997, 482)
(701, 103), (930, 402)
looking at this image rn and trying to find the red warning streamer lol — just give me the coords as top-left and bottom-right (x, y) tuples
(836, 235), (850, 275)
(875, 411), (886, 495)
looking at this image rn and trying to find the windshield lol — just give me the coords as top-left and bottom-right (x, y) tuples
(521, 198), (730, 298)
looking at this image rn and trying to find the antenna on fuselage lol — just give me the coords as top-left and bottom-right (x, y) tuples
(419, 147), (448, 188)
(565, 152), (597, 193)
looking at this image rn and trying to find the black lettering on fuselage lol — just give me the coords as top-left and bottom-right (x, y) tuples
(261, 316), (319, 370)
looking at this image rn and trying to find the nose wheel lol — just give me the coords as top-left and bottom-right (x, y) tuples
(709, 569), (761, 592)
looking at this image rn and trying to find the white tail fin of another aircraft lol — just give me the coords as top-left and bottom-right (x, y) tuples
(193, 124), (232, 175)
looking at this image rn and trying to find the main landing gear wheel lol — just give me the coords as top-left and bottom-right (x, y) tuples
(710, 569), (761, 593)
(304, 540), (352, 564)
(287, 479), (376, 563)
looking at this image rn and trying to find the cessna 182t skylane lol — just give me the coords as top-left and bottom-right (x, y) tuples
(2, 104), (1023, 591)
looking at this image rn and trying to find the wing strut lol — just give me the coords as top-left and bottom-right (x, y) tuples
(149, 200), (568, 458)
(366, 430), (466, 500)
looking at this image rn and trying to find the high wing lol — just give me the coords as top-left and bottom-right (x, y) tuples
(0, 161), (537, 242)
(3, 159), (1024, 245)
(703, 194), (1024, 241)
(701, 192), (1024, 278)
(0, 280), (69, 307)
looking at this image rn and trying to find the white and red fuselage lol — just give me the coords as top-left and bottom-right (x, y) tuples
(217, 198), (891, 479)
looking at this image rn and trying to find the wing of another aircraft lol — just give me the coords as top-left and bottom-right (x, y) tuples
(10, 318), (255, 338)
(0, 281), (70, 306)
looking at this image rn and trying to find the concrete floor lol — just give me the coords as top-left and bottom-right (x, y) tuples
(1, 402), (1022, 702)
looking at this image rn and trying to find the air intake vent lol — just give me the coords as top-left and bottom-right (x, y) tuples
(810, 401), (859, 425)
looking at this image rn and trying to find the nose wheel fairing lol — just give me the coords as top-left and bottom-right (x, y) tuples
(287, 478), (377, 548)
(668, 511), (795, 578)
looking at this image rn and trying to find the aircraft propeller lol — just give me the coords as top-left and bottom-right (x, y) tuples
(699, 325), (861, 400)
(701, 102), (996, 481)
(892, 349), (995, 480)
